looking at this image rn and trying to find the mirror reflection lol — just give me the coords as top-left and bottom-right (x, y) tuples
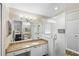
(13, 17), (32, 42)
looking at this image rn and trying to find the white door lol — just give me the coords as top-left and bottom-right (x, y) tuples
(0, 3), (2, 56)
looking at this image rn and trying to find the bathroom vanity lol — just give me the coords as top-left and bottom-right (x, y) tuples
(6, 39), (48, 56)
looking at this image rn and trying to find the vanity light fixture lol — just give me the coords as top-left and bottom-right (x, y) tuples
(25, 16), (29, 18)
(29, 16), (37, 20)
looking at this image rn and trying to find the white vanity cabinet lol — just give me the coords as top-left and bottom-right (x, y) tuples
(7, 44), (48, 56)
(31, 45), (42, 56)
(31, 44), (48, 56)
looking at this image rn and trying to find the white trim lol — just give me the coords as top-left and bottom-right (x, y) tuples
(66, 48), (79, 55)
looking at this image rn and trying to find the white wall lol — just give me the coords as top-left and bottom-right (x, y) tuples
(2, 4), (12, 55)
(54, 13), (65, 56)
(41, 13), (65, 56)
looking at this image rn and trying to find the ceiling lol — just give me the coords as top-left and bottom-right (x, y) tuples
(7, 3), (79, 17)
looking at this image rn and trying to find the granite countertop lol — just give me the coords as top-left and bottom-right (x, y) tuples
(6, 39), (48, 53)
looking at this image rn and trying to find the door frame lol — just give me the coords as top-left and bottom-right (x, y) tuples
(0, 3), (2, 56)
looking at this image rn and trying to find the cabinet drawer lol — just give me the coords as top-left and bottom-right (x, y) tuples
(7, 48), (31, 56)
(14, 48), (31, 55)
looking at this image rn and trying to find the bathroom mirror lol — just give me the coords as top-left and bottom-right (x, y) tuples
(22, 20), (31, 40)
(13, 17), (32, 42)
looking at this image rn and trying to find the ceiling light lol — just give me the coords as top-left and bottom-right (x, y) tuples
(54, 6), (58, 10)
